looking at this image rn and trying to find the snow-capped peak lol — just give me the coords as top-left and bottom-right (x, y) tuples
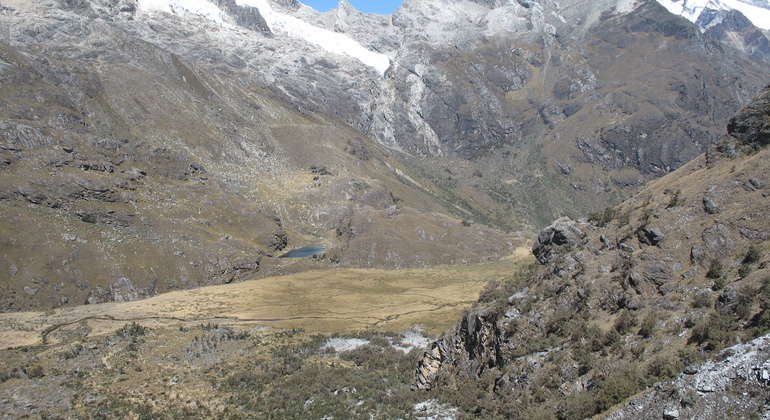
(656, 0), (770, 30)
(236, 0), (390, 75)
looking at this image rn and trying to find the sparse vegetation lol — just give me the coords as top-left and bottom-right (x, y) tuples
(588, 206), (616, 227)
(743, 244), (763, 265)
(665, 188), (686, 208)
(707, 258), (725, 280)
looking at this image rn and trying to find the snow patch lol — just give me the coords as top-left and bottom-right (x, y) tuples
(137, 0), (231, 25)
(323, 337), (370, 353)
(237, 0), (391, 75)
(392, 327), (431, 353)
(413, 399), (459, 420)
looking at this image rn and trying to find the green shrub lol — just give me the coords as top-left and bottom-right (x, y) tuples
(743, 245), (763, 265)
(115, 322), (148, 339)
(588, 207), (616, 228)
(638, 314), (656, 338)
(751, 277), (770, 335)
(614, 310), (637, 335)
(736, 286), (757, 320)
(666, 189), (686, 208)
(689, 311), (738, 352)
(646, 355), (681, 382)
(739, 263), (753, 278)
(558, 391), (597, 420)
(594, 370), (640, 413)
(692, 292), (713, 309)
(706, 259), (725, 280)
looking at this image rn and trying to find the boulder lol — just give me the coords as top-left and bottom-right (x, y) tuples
(702, 224), (734, 258)
(532, 217), (585, 264)
(638, 226), (666, 246)
(703, 196), (719, 214)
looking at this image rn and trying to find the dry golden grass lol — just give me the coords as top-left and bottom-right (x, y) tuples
(0, 247), (533, 349)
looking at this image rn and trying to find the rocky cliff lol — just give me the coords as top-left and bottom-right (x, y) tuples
(415, 84), (770, 418)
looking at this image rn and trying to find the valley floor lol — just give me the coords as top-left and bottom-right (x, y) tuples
(0, 246), (532, 351)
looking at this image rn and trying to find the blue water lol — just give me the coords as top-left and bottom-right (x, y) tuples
(279, 245), (326, 258)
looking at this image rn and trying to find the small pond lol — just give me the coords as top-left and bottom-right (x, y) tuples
(279, 245), (326, 258)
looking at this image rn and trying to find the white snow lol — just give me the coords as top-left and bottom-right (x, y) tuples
(137, 0), (231, 25)
(323, 337), (370, 353)
(392, 327), (431, 353)
(655, 0), (770, 30)
(237, 0), (391, 75)
(137, 0), (391, 75)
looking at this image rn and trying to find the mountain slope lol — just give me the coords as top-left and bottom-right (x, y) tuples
(0, 0), (521, 311)
(414, 84), (770, 419)
(0, 0), (768, 309)
(330, 0), (770, 226)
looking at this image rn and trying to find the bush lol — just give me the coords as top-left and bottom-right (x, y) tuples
(689, 311), (738, 352)
(594, 370), (640, 413)
(736, 286), (757, 320)
(751, 277), (770, 335)
(743, 245), (763, 265)
(588, 207), (616, 228)
(666, 189), (686, 208)
(646, 355), (681, 382)
(614, 310), (637, 335)
(558, 391), (597, 420)
(706, 259), (724, 280)
(739, 263), (753, 278)
(692, 292), (713, 309)
(638, 314), (656, 338)
(115, 322), (148, 339)
(677, 346), (703, 366)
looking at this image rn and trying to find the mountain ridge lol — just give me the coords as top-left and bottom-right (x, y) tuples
(414, 83), (770, 418)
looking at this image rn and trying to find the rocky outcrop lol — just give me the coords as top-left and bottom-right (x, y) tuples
(413, 85), (770, 416)
(212, 0), (272, 35)
(727, 83), (770, 147)
(604, 333), (770, 420)
(532, 217), (585, 264)
(414, 306), (504, 390)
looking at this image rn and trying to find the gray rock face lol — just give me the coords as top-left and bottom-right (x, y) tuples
(638, 226), (666, 246)
(532, 217), (585, 264)
(212, 0), (272, 34)
(727, 83), (770, 147)
(604, 333), (770, 420)
(414, 305), (504, 390)
(702, 224), (735, 258)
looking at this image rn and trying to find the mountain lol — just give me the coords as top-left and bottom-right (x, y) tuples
(655, 0), (770, 59)
(0, 0), (768, 310)
(0, 0), (521, 311)
(414, 84), (770, 418)
(0, 0), (769, 417)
